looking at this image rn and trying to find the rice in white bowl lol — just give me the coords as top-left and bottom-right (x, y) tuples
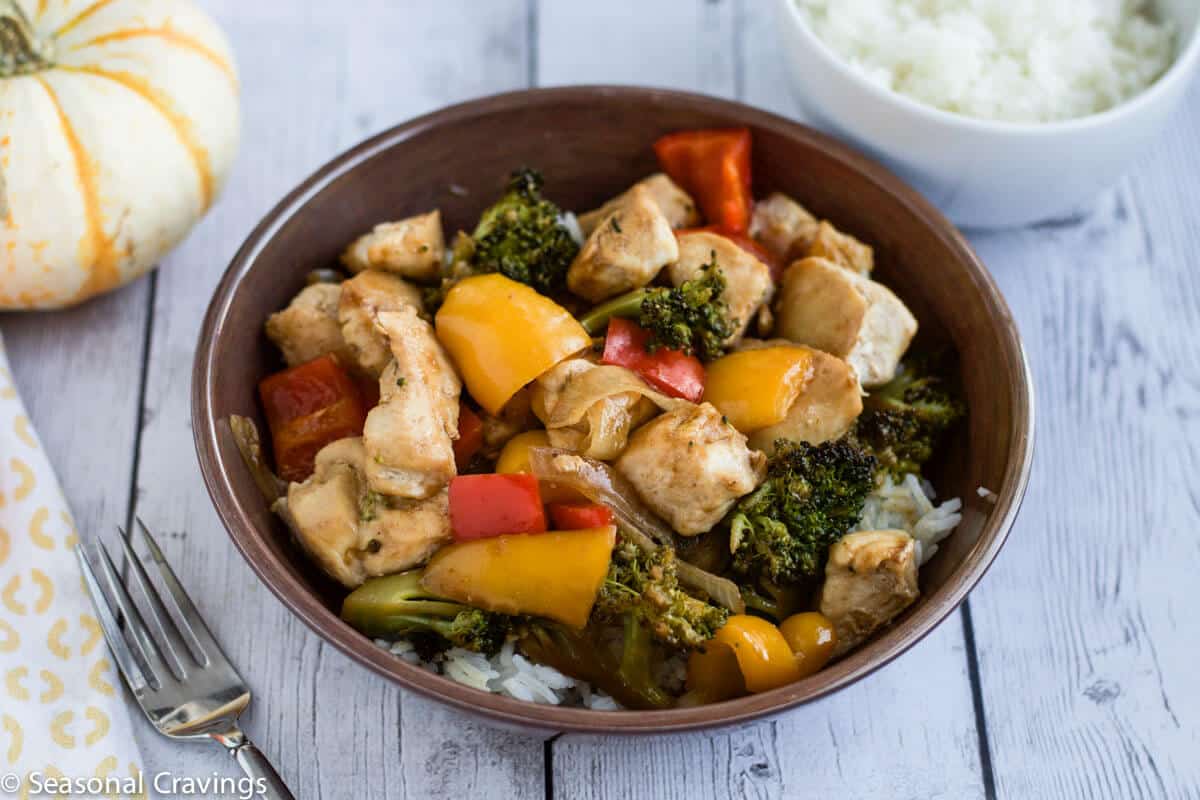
(794, 0), (1176, 123)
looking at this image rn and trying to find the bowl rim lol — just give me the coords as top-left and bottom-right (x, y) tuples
(192, 85), (1035, 734)
(776, 0), (1200, 136)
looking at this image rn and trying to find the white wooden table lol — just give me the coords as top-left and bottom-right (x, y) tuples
(4, 2), (1198, 797)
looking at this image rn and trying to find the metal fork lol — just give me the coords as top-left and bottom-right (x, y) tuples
(76, 519), (294, 800)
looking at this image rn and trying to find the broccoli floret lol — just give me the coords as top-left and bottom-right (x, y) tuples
(728, 438), (876, 584)
(468, 167), (580, 295)
(341, 571), (510, 656)
(594, 538), (729, 649)
(577, 254), (734, 361)
(854, 353), (965, 478)
(518, 621), (674, 709)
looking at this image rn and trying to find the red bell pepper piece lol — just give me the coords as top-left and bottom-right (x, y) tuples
(678, 225), (784, 282)
(449, 473), (547, 541)
(547, 502), (615, 530)
(654, 128), (753, 234)
(601, 317), (705, 402)
(454, 402), (484, 470)
(259, 354), (367, 483)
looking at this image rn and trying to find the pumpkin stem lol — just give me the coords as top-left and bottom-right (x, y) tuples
(0, 0), (53, 77)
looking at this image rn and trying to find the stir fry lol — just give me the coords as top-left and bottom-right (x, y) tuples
(234, 127), (964, 709)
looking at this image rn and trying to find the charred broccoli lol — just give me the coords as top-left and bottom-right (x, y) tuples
(594, 538), (729, 649)
(468, 167), (580, 294)
(340, 571), (510, 656)
(728, 438), (875, 584)
(518, 620), (673, 709)
(854, 353), (965, 478)
(577, 255), (733, 361)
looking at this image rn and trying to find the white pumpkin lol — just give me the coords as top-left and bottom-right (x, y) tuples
(0, 0), (239, 309)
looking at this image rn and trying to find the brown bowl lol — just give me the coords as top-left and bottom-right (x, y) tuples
(193, 86), (1034, 734)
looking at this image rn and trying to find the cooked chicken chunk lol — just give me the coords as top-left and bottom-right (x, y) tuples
(338, 270), (424, 378)
(567, 185), (679, 302)
(819, 530), (919, 656)
(806, 221), (874, 276)
(668, 231), (773, 346)
(774, 257), (917, 387)
(745, 345), (864, 455)
(749, 192), (819, 262)
(363, 307), (461, 498)
(340, 210), (445, 281)
(532, 358), (669, 460)
(278, 437), (452, 588)
(615, 402), (766, 536)
(577, 173), (699, 236)
(264, 283), (351, 367)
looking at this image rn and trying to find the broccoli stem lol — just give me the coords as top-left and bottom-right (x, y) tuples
(578, 289), (651, 335)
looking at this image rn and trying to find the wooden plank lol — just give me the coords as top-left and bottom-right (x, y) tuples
(545, 3), (986, 797)
(127, 1), (543, 797)
(0, 279), (149, 561)
(965, 80), (1200, 798)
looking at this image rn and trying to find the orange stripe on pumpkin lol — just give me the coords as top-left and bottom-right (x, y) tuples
(60, 64), (213, 211)
(32, 76), (121, 303)
(52, 0), (118, 39)
(69, 26), (239, 92)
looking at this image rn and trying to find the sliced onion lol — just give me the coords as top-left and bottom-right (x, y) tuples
(228, 415), (287, 502)
(528, 447), (745, 613)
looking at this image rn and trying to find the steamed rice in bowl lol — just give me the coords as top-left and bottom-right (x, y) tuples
(794, 0), (1177, 123)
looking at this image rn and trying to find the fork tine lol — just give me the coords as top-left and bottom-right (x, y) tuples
(75, 545), (150, 694)
(91, 538), (167, 688)
(134, 517), (224, 667)
(117, 525), (191, 678)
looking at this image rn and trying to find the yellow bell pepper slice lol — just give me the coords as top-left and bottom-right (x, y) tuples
(436, 274), (592, 415)
(685, 639), (747, 703)
(702, 346), (815, 433)
(495, 430), (581, 504)
(495, 430), (552, 475)
(779, 612), (838, 679)
(710, 614), (801, 693)
(420, 525), (617, 628)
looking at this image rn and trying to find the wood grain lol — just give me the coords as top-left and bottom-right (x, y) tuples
(124, 1), (544, 797)
(2, 0), (1196, 797)
(965, 79), (1200, 798)
(542, 3), (987, 797)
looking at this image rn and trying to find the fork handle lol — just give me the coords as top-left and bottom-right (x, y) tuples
(211, 727), (295, 800)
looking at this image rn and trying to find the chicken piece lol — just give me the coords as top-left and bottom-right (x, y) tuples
(567, 185), (679, 302)
(278, 437), (452, 588)
(806, 221), (874, 276)
(615, 402), (766, 536)
(337, 270), (424, 378)
(362, 307), (461, 498)
(577, 173), (700, 236)
(745, 345), (864, 455)
(340, 210), (445, 281)
(819, 530), (919, 656)
(531, 358), (665, 460)
(265, 283), (352, 367)
(749, 192), (819, 263)
(774, 257), (917, 387)
(668, 231), (773, 346)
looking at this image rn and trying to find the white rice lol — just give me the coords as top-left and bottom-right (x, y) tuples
(377, 637), (622, 710)
(854, 472), (963, 564)
(795, 0), (1176, 123)
(378, 472), (967, 707)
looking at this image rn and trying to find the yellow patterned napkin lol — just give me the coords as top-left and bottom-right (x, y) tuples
(0, 335), (147, 799)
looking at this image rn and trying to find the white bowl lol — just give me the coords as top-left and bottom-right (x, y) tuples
(776, 0), (1200, 228)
